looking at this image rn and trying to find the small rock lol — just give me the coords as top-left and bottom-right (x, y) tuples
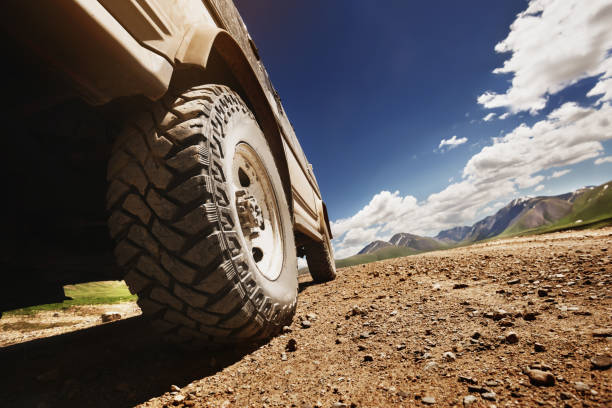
(453, 283), (469, 289)
(523, 312), (537, 321)
(482, 392), (496, 401)
(463, 395), (478, 406)
(285, 338), (297, 352)
(526, 369), (555, 386)
(282, 325), (292, 333)
(52, 312), (60, 317)
(559, 391), (574, 400)
(590, 354), (611, 370)
(574, 381), (590, 392)
(359, 332), (370, 339)
(458, 376), (478, 385)
(467, 386), (490, 394)
(306, 313), (318, 322)
(471, 331), (481, 340)
(443, 351), (456, 362)
(173, 394), (185, 405)
(432, 283), (441, 291)
(534, 343), (546, 352)
(591, 328), (611, 337)
(507, 279), (520, 285)
(422, 396), (436, 405)
(424, 361), (438, 371)
(537, 289), (548, 297)
(170, 385), (181, 392)
(281, 352), (287, 361)
(301, 320), (312, 329)
(101, 312), (121, 323)
(505, 332), (519, 344)
(363, 354), (374, 362)
(484, 380), (499, 387)
(396, 344), (406, 351)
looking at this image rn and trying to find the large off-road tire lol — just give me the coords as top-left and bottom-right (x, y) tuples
(107, 85), (297, 346)
(305, 231), (337, 282)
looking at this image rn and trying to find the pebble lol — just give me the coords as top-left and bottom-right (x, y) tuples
(463, 395), (478, 406)
(422, 396), (436, 405)
(505, 332), (519, 344)
(170, 385), (181, 392)
(101, 312), (121, 323)
(507, 279), (520, 285)
(173, 394), (185, 404)
(574, 381), (590, 392)
(525, 369), (555, 386)
(534, 343), (546, 352)
(537, 289), (548, 297)
(301, 320), (312, 329)
(363, 354), (374, 362)
(482, 391), (496, 401)
(590, 354), (611, 370)
(443, 351), (456, 362)
(592, 328), (612, 337)
(453, 283), (469, 289)
(285, 338), (297, 352)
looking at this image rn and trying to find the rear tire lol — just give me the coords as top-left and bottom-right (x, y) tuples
(305, 231), (337, 282)
(107, 85), (297, 346)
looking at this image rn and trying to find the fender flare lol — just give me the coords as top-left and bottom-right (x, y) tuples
(174, 25), (293, 216)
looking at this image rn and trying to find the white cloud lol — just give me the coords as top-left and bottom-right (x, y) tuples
(550, 169), (571, 179)
(499, 112), (510, 120)
(478, 0), (612, 114)
(595, 156), (612, 165)
(534, 184), (545, 192)
(483, 112), (497, 122)
(438, 135), (468, 150)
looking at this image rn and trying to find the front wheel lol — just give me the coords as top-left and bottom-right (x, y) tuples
(107, 85), (297, 346)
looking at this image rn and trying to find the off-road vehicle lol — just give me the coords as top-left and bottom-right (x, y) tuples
(1, 0), (335, 346)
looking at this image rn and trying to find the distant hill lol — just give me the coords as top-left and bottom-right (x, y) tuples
(357, 232), (446, 256)
(348, 179), (612, 265)
(435, 226), (471, 243)
(336, 246), (418, 269)
(389, 233), (445, 251)
(358, 240), (392, 254)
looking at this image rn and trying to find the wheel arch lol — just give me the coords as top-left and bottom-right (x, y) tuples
(173, 25), (293, 217)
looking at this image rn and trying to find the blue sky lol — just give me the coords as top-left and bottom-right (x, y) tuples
(235, 0), (612, 258)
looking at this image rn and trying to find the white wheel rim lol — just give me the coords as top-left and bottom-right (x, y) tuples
(232, 142), (284, 281)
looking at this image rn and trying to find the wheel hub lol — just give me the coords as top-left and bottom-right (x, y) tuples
(236, 190), (265, 238)
(230, 142), (284, 281)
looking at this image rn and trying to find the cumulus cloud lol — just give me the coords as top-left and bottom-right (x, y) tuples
(483, 113), (497, 122)
(594, 156), (612, 165)
(438, 135), (468, 150)
(534, 184), (545, 192)
(478, 0), (612, 114)
(550, 169), (571, 179)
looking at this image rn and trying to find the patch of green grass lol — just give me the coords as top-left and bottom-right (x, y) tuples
(6, 281), (136, 316)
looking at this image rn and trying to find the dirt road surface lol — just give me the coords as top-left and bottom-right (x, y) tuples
(1, 228), (610, 407)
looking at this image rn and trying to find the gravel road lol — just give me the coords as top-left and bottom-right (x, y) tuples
(1, 228), (610, 407)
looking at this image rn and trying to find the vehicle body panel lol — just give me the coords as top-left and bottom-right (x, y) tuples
(3, 0), (328, 242)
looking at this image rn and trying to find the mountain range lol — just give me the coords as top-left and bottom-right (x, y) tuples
(356, 180), (612, 256)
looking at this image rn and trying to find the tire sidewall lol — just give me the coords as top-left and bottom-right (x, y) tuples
(220, 111), (297, 308)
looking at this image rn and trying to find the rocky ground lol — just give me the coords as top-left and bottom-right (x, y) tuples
(1, 228), (610, 407)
